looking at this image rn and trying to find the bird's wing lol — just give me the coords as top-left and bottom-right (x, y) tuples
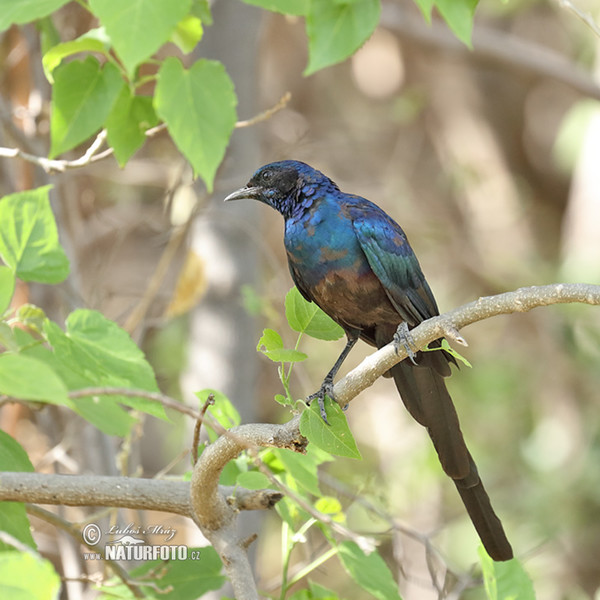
(352, 216), (439, 326)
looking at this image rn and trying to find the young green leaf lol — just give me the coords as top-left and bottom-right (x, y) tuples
(42, 27), (111, 83)
(16, 304), (46, 335)
(236, 471), (272, 490)
(171, 15), (204, 54)
(0, 266), (15, 314)
(412, 0), (434, 22)
(435, 0), (478, 47)
(0, 354), (69, 405)
(89, 0), (191, 75)
(190, 0), (213, 24)
(338, 541), (403, 600)
(42, 310), (167, 431)
(300, 401), (361, 459)
(285, 287), (344, 341)
(105, 87), (159, 166)
(0, 552), (61, 599)
(274, 448), (321, 496)
(127, 546), (225, 599)
(314, 496), (343, 516)
(0, 186), (69, 284)
(0, 0), (70, 32)
(424, 338), (472, 368)
(257, 328), (308, 363)
(50, 57), (123, 157)
(304, 0), (381, 76)
(197, 389), (241, 434)
(155, 57), (237, 192)
(478, 546), (536, 600)
(0, 430), (34, 472)
(0, 432), (36, 552)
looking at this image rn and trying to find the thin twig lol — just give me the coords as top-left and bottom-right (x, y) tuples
(192, 393), (215, 465)
(235, 92), (291, 128)
(559, 0), (600, 39)
(68, 387), (203, 421)
(0, 92), (292, 174)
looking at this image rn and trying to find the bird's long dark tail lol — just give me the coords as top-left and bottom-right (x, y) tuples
(391, 355), (513, 562)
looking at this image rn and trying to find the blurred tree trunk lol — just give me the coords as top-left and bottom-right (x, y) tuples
(561, 42), (600, 284)
(182, 2), (263, 428)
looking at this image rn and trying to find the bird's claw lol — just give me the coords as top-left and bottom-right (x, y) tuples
(393, 322), (418, 366)
(307, 378), (334, 424)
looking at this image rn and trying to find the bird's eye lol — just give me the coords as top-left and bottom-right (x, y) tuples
(261, 170), (273, 181)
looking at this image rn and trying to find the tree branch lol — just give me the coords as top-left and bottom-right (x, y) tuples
(0, 93), (291, 174)
(382, 4), (600, 101)
(1, 283), (598, 599)
(334, 283), (600, 406)
(0, 473), (283, 519)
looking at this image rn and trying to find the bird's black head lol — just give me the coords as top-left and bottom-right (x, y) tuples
(224, 160), (335, 219)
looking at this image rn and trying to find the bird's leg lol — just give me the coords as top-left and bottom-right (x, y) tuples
(393, 322), (418, 366)
(307, 331), (359, 423)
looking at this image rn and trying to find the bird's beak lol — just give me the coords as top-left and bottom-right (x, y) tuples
(223, 186), (262, 202)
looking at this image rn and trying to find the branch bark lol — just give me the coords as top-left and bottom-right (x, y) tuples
(0, 283), (598, 599)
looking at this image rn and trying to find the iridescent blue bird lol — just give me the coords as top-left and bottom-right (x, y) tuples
(225, 160), (513, 561)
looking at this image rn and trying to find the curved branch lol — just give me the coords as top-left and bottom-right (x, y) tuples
(334, 283), (600, 406)
(1, 283), (598, 600)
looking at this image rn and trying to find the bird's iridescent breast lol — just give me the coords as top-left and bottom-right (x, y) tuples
(284, 197), (398, 330)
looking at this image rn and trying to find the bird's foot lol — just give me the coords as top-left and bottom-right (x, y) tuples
(393, 322), (418, 366)
(307, 378), (334, 424)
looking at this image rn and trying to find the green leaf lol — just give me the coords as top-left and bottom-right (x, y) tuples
(0, 323), (18, 352)
(304, 0), (381, 76)
(50, 57), (123, 157)
(0, 431), (36, 551)
(435, 0), (478, 47)
(257, 328), (308, 363)
(0, 552), (61, 599)
(285, 287), (344, 341)
(0, 266), (15, 314)
(0, 354), (69, 404)
(338, 541), (403, 600)
(479, 546), (536, 600)
(41, 310), (166, 434)
(314, 495), (343, 515)
(0, 0), (70, 32)
(89, 0), (191, 75)
(240, 0), (309, 16)
(42, 27), (111, 83)
(412, 0), (434, 22)
(171, 15), (203, 54)
(196, 389), (241, 441)
(274, 447), (321, 496)
(300, 400), (361, 459)
(190, 0), (213, 25)
(424, 338), (472, 368)
(308, 581), (339, 599)
(236, 471), (272, 490)
(129, 546), (225, 599)
(105, 87), (159, 166)
(155, 57), (237, 192)
(0, 186), (69, 284)
(0, 430), (34, 472)
(16, 304), (46, 334)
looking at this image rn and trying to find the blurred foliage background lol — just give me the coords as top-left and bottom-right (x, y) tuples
(2, 0), (600, 598)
